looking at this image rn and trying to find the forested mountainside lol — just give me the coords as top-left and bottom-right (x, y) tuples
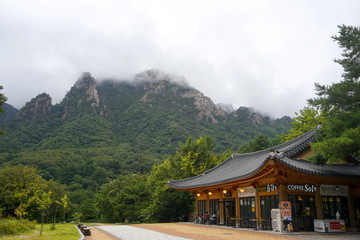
(0, 69), (291, 153)
(0, 69), (291, 210)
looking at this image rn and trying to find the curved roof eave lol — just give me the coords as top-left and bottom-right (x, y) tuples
(167, 124), (321, 190)
(167, 155), (271, 190)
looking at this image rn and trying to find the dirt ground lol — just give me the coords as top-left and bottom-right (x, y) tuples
(135, 223), (301, 240)
(86, 222), (301, 240)
(84, 223), (118, 240)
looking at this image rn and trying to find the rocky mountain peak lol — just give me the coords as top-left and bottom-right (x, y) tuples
(61, 72), (101, 119)
(216, 103), (235, 113)
(180, 89), (226, 123)
(74, 72), (95, 88)
(16, 93), (52, 120)
(74, 72), (100, 107)
(232, 107), (264, 125)
(136, 70), (226, 123)
(134, 69), (189, 88)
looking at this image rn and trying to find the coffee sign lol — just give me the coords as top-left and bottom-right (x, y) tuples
(287, 184), (317, 192)
(320, 185), (348, 197)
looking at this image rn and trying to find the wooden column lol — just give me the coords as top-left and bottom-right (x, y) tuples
(279, 184), (286, 202)
(255, 188), (260, 229)
(347, 190), (356, 228)
(314, 184), (324, 219)
(219, 190), (224, 224)
(195, 195), (199, 216)
(206, 192), (210, 215)
(235, 188), (240, 227)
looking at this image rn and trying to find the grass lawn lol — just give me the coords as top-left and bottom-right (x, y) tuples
(0, 223), (81, 240)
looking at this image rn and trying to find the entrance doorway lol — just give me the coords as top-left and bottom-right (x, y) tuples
(288, 195), (316, 231)
(209, 199), (219, 224)
(240, 197), (256, 228)
(223, 198), (235, 226)
(260, 195), (279, 230)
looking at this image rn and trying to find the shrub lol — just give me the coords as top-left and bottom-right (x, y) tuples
(0, 218), (36, 236)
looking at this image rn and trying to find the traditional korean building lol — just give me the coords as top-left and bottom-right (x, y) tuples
(167, 125), (360, 231)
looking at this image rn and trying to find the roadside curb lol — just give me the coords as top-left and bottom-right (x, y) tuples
(76, 225), (85, 240)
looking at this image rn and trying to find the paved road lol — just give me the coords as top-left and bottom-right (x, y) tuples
(286, 232), (360, 240)
(96, 223), (360, 240)
(97, 225), (191, 240)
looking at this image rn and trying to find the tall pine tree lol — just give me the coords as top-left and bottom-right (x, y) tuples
(308, 25), (360, 164)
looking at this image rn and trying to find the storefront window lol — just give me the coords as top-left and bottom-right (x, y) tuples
(198, 200), (206, 215)
(209, 199), (219, 223)
(260, 195), (279, 230)
(322, 196), (349, 225)
(288, 195), (316, 231)
(354, 197), (360, 228)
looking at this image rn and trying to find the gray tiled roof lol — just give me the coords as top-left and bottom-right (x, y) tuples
(167, 125), (360, 189)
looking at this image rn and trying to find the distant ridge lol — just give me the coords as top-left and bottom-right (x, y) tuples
(0, 69), (292, 155)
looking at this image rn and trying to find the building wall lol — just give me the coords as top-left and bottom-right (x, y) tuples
(193, 169), (360, 231)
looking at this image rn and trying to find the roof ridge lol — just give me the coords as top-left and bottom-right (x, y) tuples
(232, 124), (321, 158)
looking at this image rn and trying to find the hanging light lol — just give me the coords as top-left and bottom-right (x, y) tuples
(223, 190), (227, 194)
(240, 188), (245, 193)
(208, 191), (212, 196)
(196, 193), (200, 197)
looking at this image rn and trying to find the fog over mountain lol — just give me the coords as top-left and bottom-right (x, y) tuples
(1, 0), (359, 117)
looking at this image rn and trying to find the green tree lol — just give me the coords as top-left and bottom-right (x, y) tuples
(12, 167), (44, 219)
(332, 24), (360, 81)
(0, 85), (7, 134)
(0, 165), (69, 225)
(308, 25), (360, 164)
(179, 136), (217, 177)
(142, 156), (194, 222)
(36, 190), (52, 236)
(141, 136), (217, 222)
(95, 173), (150, 223)
(281, 107), (325, 142)
(238, 134), (270, 153)
(61, 194), (68, 222)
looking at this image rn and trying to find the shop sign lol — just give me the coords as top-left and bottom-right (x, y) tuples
(319, 185), (348, 197)
(287, 184), (316, 192)
(238, 186), (256, 197)
(266, 184), (277, 192)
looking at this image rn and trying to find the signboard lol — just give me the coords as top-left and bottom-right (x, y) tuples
(314, 219), (346, 233)
(238, 186), (256, 198)
(266, 184), (277, 192)
(287, 184), (316, 192)
(320, 185), (348, 197)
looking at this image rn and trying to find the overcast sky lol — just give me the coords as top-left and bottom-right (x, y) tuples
(0, 0), (359, 118)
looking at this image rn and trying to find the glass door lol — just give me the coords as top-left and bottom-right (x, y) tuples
(224, 198), (235, 226)
(288, 195), (316, 231)
(240, 197), (256, 228)
(260, 195), (279, 230)
(209, 199), (219, 224)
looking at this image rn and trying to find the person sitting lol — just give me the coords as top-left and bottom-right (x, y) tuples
(198, 212), (203, 224)
(210, 212), (217, 224)
(204, 212), (210, 224)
